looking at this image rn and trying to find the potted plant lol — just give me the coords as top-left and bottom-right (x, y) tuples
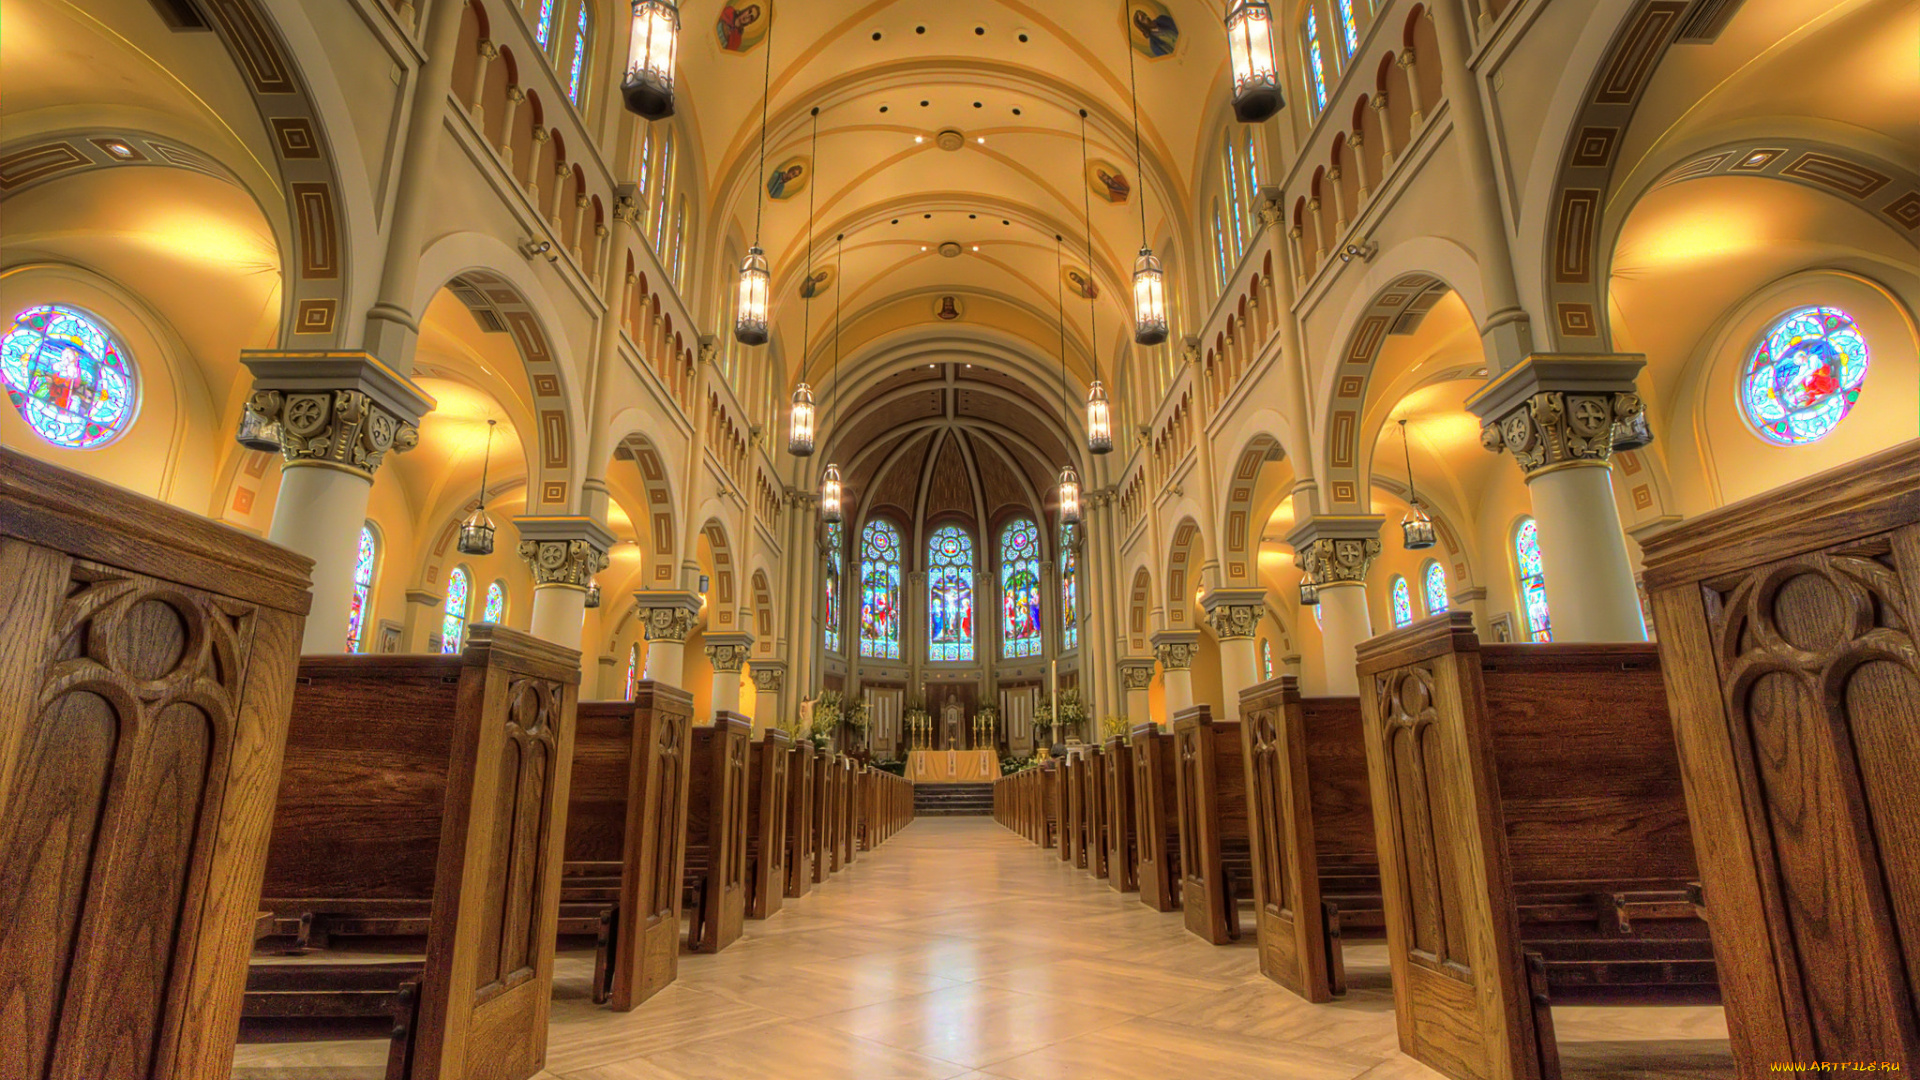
(1101, 715), (1132, 742)
(1055, 689), (1087, 742)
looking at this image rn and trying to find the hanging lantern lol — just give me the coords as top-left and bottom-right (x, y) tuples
(1086, 380), (1114, 455)
(585, 580), (603, 609)
(235, 400), (283, 453)
(1612, 407), (1654, 452)
(1058, 464), (1083, 526)
(789, 382), (816, 456)
(820, 462), (843, 523)
(1131, 247), (1169, 346)
(1298, 571), (1320, 607)
(1402, 503), (1437, 551)
(1225, 0), (1282, 123)
(734, 246), (770, 345)
(457, 419), (499, 556)
(621, 0), (679, 120)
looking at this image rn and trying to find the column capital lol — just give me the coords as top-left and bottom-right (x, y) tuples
(1201, 588), (1268, 640)
(1284, 516), (1385, 586)
(1465, 353), (1650, 478)
(512, 516), (614, 589)
(405, 588), (443, 607)
(1118, 660), (1156, 691)
(705, 632), (754, 672)
(635, 590), (703, 641)
(1150, 630), (1201, 671)
(751, 659), (787, 693)
(238, 351), (435, 478)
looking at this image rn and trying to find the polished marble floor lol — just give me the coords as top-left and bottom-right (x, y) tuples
(232, 817), (1735, 1080)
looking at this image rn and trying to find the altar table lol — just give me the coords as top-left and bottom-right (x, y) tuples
(907, 749), (1001, 784)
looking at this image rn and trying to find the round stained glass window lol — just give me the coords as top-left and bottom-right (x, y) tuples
(2, 305), (136, 449)
(1740, 306), (1869, 446)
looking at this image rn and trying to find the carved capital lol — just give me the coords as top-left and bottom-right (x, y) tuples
(1256, 194), (1286, 229)
(1151, 632), (1201, 672)
(1204, 603), (1264, 641)
(704, 635), (752, 673)
(238, 352), (433, 478)
(1297, 536), (1382, 585)
(636, 590), (703, 642)
(752, 662), (786, 693)
(516, 538), (609, 588)
(698, 338), (719, 365)
(1465, 355), (1649, 479)
(1119, 661), (1156, 691)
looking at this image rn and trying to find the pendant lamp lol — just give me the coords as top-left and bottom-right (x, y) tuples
(1073, 112), (1116, 454)
(1226, 0), (1283, 123)
(1118, 42), (1169, 346)
(821, 233), (846, 523)
(621, 0), (679, 120)
(789, 107), (821, 456)
(1399, 419), (1436, 550)
(735, 15), (776, 345)
(458, 419), (498, 556)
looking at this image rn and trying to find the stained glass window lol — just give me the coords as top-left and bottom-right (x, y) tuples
(483, 581), (507, 624)
(627, 643), (640, 700)
(1337, 0), (1360, 59)
(1261, 639), (1274, 680)
(1314, 602), (1323, 630)
(1390, 576), (1414, 628)
(1423, 560), (1449, 616)
(1305, 8), (1329, 113)
(670, 198), (687, 285)
(2, 305), (135, 449)
(653, 136), (674, 250)
(442, 567), (472, 654)
(535, 0), (556, 51)
(1000, 518), (1043, 659)
(1740, 306), (1870, 446)
(927, 525), (976, 663)
(1515, 518), (1551, 642)
(347, 523), (377, 652)
(1061, 522), (1080, 652)
(1245, 131), (1261, 203)
(859, 519), (901, 659)
(567, 3), (591, 104)
(824, 520), (844, 654)
(1223, 145), (1245, 259)
(1212, 204), (1229, 290)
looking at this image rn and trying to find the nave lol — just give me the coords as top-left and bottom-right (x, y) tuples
(233, 818), (1731, 1080)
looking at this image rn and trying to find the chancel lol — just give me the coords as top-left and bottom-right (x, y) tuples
(2, 0), (1915, 1077)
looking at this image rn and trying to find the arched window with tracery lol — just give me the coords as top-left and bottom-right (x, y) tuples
(626, 642), (640, 700)
(1223, 143), (1245, 260)
(566, 2), (592, 105)
(1336, 0), (1360, 59)
(347, 523), (378, 652)
(1244, 130), (1262, 202)
(824, 519), (844, 655)
(652, 134), (675, 250)
(859, 519), (901, 659)
(1515, 518), (1551, 642)
(1260, 639), (1274, 680)
(483, 580), (507, 624)
(3, 304), (136, 449)
(1000, 518), (1043, 659)
(1740, 306), (1870, 446)
(1060, 522), (1079, 652)
(1423, 560), (1449, 616)
(1212, 203), (1229, 292)
(534, 0), (557, 52)
(442, 566), (473, 654)
(927, 525), (976, 663)
(1304, 6), (1330, 113)
(1390, 575), (1414, 628)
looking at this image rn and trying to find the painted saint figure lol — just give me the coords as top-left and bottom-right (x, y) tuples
(1132, 7), (1178, 57)
(716, 4), (762, 51)
(1096, 169), (1131, 204)
(766, 162), (805, 199)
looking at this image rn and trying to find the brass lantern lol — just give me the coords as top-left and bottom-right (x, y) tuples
(457, 419), (498, 556)
(1298, 570), (1320, 607)
(734, 246), (770, 345)
(1402, 503), (1437, 551)
(1058, 464), (1082, 526)
(820, 462), (843, 524)
(621, 0), (679, 120)
(789, 381), (816, 456)
(1226, 0), (1282, 123)
(1086, 380), (1114, 455)
(235, 398), (283, 452)
(1131, 247), (1169, 346)
(585, 580), (603, 609)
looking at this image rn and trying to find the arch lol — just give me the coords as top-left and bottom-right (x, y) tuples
(1422, 558), (1449, 616)
(699, 517), (737, 631)
(998, 515), (1044, 660)
(1218, 424), (1294, 586)
(1164, 516), (1208, 631)
(857, 515), (903, 660)
(1127, 565), (1156, 656)
(750, 568), (775, 646)
(1389, 575), (1414, 628)
(348, 520), (381, 652)
(926, 522), (977, 663)
(610, 430), (680, 586)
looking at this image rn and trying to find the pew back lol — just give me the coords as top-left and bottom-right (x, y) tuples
(685, 715), (751, 953)
(1172, 707), (1247, 945)
(605, 685), (694, 1010)
(1103, 737), (1138, 893)
(784, 741), (815, 897)
(747, 730), (792, 919)
(1130, 724), (1181, 912)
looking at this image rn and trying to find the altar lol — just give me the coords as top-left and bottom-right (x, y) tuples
(907, 749), (1001, 784)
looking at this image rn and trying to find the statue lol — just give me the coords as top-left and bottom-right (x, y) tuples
(941, 693), (964, 750)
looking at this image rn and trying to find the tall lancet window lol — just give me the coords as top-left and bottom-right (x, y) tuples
(347, 523), (378, 652)
(1000, 518), (1043, 659)
(927, 525), (976, 663)
(824, 520), (844, 655)
(1515, 517), (1552, 642)
(859, 519), (901, 659)
(1060, 521), (1079, 652)
(442, 567), (472, 654)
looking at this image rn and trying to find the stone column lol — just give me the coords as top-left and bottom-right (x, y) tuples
(752, 661), (786, 733)
(513, 517), (613, 656)
(1151, 631), (1200, 719)
(1202, 589), (1266, 722)
(635, 591), (702, 689)
(240, 352), (432, 654)
(705, 632), (754, 718)
(403, 588), (443, 652)
(1287, 517), (1385, 696)
(1468, 355), (1650, 642)
(1119, 661), (1155, 728)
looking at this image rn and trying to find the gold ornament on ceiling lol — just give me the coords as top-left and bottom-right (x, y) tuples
(935, 129), (966, 152)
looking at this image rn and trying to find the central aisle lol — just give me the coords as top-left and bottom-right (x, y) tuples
(537, 817), (1442, 1080)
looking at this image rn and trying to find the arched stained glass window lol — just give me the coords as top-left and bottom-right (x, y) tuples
(1000, 518), (1043, 659)
(636, 129), (654, 195)
(927, 525), (976, 663)
(1305, 8), (1329, 113)
(483, 581), (507, 624)
(1260, 639), (1274, 680)
(534, 0), (557, 51)
(653, 135), (675, 250)
(1515, 518), (1551, 642)
(566, 2), (592, 104)
(626, 642), (640, 700)
(1245, 131), (1261, 201)
(1336, 0), (1360, 59)
(1423, 560), (1449, 616)
(1212, 204), (1229, 291)
(824, 520), (844, 655)
(1223, 145), (1245, 260)
(3, 304), (136, 449)
(1390, 576), (1414, 628)
(347, 523), (378, 652)
(1061, 522), (1079, 652)
(1740, 306), (1870, 446)
(442, 567), (472, 654)
(859, 519), (901, 659)
(670, 197), (687, 285)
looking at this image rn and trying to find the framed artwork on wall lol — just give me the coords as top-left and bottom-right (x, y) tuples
(1490, 612), (1516, 643)
(377, 621), (402, 653)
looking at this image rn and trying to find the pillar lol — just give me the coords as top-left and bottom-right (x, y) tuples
(705, 632), (753, 718)
(1287, 517), (1385, 696)
(1202, 589), (1266, 721)
(1151, 631), (1200, 719)
(752, 661), (786, 732)
(635, 591), (702, 689)
(1467, 355), (1650, 643)
(1119, 660), (1154, 728)
(513, 517), (613, 657)
(241, 352), (433, 654)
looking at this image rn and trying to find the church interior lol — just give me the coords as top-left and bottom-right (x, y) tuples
(2, 0), (1916, 1076)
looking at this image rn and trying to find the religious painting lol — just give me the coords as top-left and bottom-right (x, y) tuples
(1000, 518), (1043, 659)
(766, 154), (809, 200)
(933, 296), (962, 321)
(798, 266), (833, 299)
(1063, 265), (1099, 301)
(927, 524), (976, 663)
(1060, 522), (1079, 652)
(824, 519), (844, 654)
(1087, 159), (1131, 204)
(715, 2), (770, 53)
(859, 518), (901, 659)
(1124, 1), (1179, 59)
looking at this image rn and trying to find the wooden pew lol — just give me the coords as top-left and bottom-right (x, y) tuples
(745, 729), (791, 919)
(1064, 752), (1086, 866)
(1172, 706), (1250, 945)
(1083, 745), (1110, 879)
(1130, 724), (1182, 912)
(1238, 677), (1379, 1001)
(811, 750), (835, 881)
(683, 714), (750, 953)
(561, 685), (695, 1009)
(1356, 613), (1715, 1080)
(785, 741), (816, 897)
(245, 626), (580, 1079)
(837, 758), (857, 868)
(1104, 736), (1139, 893)
(0, 447), (311, 1079)
(1641, 440), (1920, 1071)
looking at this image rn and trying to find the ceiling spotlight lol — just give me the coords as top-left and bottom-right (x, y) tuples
(976, 137), (986, 144)
(915, 135), (925, 143)
(1338, 240), (1378, 264)
(971, 245), (979, 252)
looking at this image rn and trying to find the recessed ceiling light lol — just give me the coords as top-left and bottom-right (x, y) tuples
(916, 25), (926, 34)
(1012, 107), (1022, 116)
(921, 246), (928, 251)
(1018, 32), (1030, 42)
(972, 245), (979, 252)
(915, 135), (924, 143)
(968, 214), (977, 219)
(872, 31), (882, 40)
(973, 102), (983, 108)
(924, 213), (933, 219)
(976, 137), (986, 144)
(879, 105), (889, 113)
(920, 100), (930, 107)
(974, 26), (985, 35)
